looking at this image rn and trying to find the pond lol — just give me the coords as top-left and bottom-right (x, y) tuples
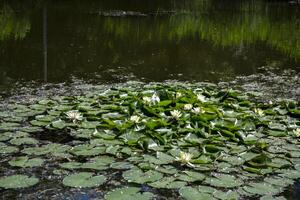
(0, 0), (300, 200)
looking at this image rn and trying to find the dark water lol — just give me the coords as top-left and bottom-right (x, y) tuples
(0, 1), (300, 199)
(0, 0), (299, 86)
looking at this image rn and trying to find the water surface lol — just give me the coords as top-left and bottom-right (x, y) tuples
(0, 0), (299, 86)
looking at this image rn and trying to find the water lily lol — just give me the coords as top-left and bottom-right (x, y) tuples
(176, 92), (183, 99)
(175, 151), (194, 167)
(210, 121), (216, 128)
(143, 96), (152, 104)
(185, 123), (193, 129)
(143, 93), (160, 105)
(254, 108), (264, 116)
(151, 93), (160, 104)
(134, 125), (144, 131)
(130, 115), (141, 123)
(192, 107), (204, 114)
(293, 128), (300, 137)
(65, 110), (83, 123)
(184, 104), (193, 110)
(197, 94), (207, 102)
(170, 110), (182, 119)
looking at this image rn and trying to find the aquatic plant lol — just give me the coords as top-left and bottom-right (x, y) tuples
(0, 82), (299, 199)
(65, 110), (83, 123)
(175, 151), (194, 167)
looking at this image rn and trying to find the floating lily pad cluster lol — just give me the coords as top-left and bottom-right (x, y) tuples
(0, 82), (299, 199)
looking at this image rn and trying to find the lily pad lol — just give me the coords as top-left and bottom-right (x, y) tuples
(205, 174), (243, 188)
(63, 172), (107, 188)
(0, 175), (39, 189)
(149, 177), (187, 189)
(70, 144), (106, 156)
(122, 168), (163, 184)
(105, 187), (154, 200)
(242, 182), (281, 196)
(179, 186), (215, 200)
(0, 145), (18, 154)
(9, 156), (44, 168)
(176, 171), (206, 182)
(9, 137), (39, 145)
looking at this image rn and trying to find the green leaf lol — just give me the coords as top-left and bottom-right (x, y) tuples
(179, 186), (215, 200)
(177, 171), (206, 182)
(242, 182), (281, 195)
(70, 144), (106, 156)
(9, 156), (44, 168)
(0, 145), (18, 154)
(0, 175), (39, 189)
(51, 120), (66, 129)
(205, 174), (243, 188)
(105, 187), (154, 200)
(9, 137), (39, 146)
(122, 168), (163, 184)
(63, 172), (106, 188)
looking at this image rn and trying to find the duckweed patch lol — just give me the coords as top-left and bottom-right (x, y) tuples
(0, 82), (299, 199)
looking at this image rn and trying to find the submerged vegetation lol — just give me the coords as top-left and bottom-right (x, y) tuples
(0, 82), (299, 199)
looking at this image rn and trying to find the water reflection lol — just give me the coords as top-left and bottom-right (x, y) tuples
(0, 0), (299, 84)
(43, 3), (47, 82)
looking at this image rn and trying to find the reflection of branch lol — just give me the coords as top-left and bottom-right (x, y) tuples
(43, 3), (47, 82)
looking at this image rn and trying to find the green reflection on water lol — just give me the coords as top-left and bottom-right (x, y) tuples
(0, 5), (30, 41)
(0, 0), (299, 83)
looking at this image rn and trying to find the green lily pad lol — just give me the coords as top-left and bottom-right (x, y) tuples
(0, 175), (39, 189)
(0, 122), (20, 131)
(63, 172), (107, 188)
(105, 187), (154, 200)
(122, 168), (163, 184)
(9, 137), (39, 145)
(176, 171), (206, 182)
(110, 162), (134, 169)
(22, 144), (71, 156)
(70, 144), (106, 156)
(242, 182), (281, 196)
(149, 177), (187, 189)
(213, 190), (239, 200)
(0, 145), (18, 154)
(60, 162), (82, 169)
(179, 186), (215, 200)
(9, 156), (44, 168)
(264, 176), (294, 187)
(51, 120), (67, 129)
(205, 174), (243, 188)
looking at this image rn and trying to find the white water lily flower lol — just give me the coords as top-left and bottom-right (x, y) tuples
(293, 128), (300, 137)
(192, 107), (204, 114)
(175, 151), (194, 167)
(151, 93), (160, 104)
(170, 110), (182, 119)
(184, 104), (193, 110)
(134, 125), (145, 131)
(254, 108), (264, 116)
(176, 92), (183, 99)
(120, 94), (128, 98)
(185, 123), (193, 129)
(93, 129), (99, 136)
(197, 94), (207, 102)
(210, 121), (216, 128)
(130, 115), (141, 123)
(65, 110), (83, 123)
(143, 96), (152, 104)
